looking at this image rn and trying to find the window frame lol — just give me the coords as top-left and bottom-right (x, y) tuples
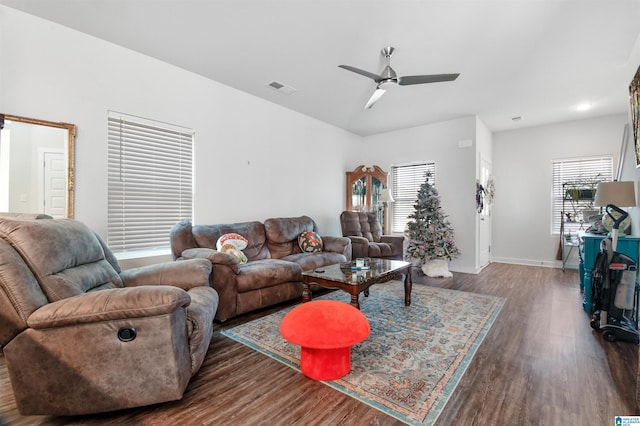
(107, 111), (194, 256)
(550, 155), (613, 235)
(389, 162), (436, 234)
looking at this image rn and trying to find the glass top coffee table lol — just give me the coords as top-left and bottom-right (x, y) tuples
(302, 258), (412, 310)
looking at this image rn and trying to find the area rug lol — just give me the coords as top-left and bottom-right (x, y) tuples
(221, 282), (504, 425)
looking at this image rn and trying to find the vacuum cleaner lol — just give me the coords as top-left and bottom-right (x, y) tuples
(589, 204), (640, 344)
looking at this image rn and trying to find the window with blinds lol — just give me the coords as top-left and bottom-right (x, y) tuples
(108, 112), (194, 254)
(390, 162), (436, 233)
(551, 156), (613, 235)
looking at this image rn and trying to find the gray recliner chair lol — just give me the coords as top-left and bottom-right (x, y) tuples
(0, 217), (218, 416)
(340, 211), (404, 260)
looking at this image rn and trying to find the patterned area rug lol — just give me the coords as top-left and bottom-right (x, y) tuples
(222, 282), (504, 425)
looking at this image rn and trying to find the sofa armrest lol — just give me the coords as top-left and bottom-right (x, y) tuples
(120, 258), (212, 290)
(380, 235), (404, 253)
(27, 286), (190, 329)
(322, 235), (351, 257)
(180, 248), (240, 322)
(181, 247), (240, 274)
(345, 235), (369, 259)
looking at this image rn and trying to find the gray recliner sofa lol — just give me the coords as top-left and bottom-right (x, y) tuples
(340, 211), (404, 260)
(170, 215), (351, 322)
(0, 217), (218, 416)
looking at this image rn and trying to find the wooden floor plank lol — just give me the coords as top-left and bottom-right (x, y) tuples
(0, 263), (637, 425)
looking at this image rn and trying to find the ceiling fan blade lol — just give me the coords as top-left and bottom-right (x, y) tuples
(338, 65), (382, 82)
(365, 88), (386, 109)
(398, 73), (460, 86)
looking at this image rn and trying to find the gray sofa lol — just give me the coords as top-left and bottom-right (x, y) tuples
(170, 215), (351, 321)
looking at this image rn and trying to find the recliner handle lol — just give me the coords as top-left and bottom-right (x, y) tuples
(117, 327), (137, 342)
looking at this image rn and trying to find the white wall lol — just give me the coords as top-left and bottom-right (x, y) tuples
(4, 5), (639, 272)
(361, 116), (481, 273)
(492, 114), (631, 267)
(0, 6), (360, 245)
(491, 29), (640, 269)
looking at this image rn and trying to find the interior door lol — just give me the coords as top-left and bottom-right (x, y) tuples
(478, 156), (492, 268)
(42, 150), (66, 218)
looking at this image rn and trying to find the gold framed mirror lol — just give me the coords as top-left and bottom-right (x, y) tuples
(0, 114), (76, 218)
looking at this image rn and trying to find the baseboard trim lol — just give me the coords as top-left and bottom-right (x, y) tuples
(450, 266), (483, 274)
(491, 257), (578, 270)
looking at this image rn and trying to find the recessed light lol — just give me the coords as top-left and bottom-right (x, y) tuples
(576, 103), (592, 112)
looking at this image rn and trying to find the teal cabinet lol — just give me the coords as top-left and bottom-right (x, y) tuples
(580, 233), (640, 313)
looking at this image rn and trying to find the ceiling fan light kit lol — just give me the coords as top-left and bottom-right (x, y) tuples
(365, 88), (386, 109)
(339, 46), (460, 109)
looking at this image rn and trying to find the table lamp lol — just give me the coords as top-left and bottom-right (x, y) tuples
(594, 181), (637, 246)
(379, 189), (394, 234)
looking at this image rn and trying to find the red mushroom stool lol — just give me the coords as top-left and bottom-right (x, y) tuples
(280, 300), (370, 381)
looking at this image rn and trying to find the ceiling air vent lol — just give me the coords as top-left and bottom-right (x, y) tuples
(267, 80), (297, 95)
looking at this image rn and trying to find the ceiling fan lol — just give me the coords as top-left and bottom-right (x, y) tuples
(339, 46), (459, 109)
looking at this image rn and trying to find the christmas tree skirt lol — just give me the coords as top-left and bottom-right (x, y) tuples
(422, 259), (453, 277)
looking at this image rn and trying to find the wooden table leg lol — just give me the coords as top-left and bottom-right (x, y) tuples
(302, 282), (311, 303)
(350, 293), (360, 310)
(404, 269), (412, 306)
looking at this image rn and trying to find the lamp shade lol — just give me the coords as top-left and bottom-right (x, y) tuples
(380, 189), (394, 203)
(594, 181), (637, 207)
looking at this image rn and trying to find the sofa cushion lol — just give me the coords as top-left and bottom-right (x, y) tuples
(0, 218), (123, 302)
(366, 242), (395, 258)
(298, 231), (323, 253)
(264, 216), (318, 259)
(236, 259), (302, 293)
(283, 252), (348, 272)
(340, 211), (382, 243)
(192, 222), (269, 261)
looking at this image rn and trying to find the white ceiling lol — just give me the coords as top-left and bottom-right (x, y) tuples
(2, 0), (640, 136)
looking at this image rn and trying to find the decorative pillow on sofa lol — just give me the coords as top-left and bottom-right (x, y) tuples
(298, 231), (323, 253)
(216, 233), (249, 264)
(216, 233), (248, 251)
(219, 243), (248, 264)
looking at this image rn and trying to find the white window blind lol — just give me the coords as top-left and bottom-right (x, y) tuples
(551, 156), (613, 235)
(390, 162), (436, 233)
(108, 112), (194, 253)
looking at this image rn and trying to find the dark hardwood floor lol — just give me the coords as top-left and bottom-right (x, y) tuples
(1, 263), (638, 425)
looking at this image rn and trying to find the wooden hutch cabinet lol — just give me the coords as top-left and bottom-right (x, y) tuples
(345, 165), (388, 212)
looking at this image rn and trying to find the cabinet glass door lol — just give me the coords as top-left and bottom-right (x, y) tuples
(351, 177), (367, 212)
(346, 165), (387, 212)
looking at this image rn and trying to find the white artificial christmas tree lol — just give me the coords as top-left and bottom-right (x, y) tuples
(404, 177), (460, 277)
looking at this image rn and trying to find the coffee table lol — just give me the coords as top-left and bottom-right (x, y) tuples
(301, 258), (412, 309)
